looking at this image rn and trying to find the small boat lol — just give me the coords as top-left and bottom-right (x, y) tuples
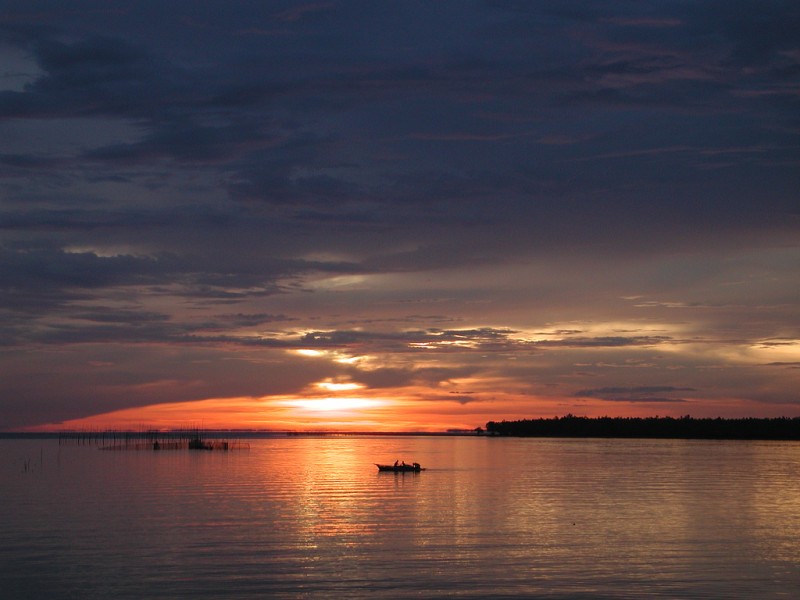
(375, 462), (424, 472)
(188, 437), (213, 450)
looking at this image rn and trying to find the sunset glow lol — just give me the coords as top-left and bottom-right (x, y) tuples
(3, 5), (799, 600)
(1, 1), (798, 432)
(288, 397), (382, 412)
(314, 381), (365, 393)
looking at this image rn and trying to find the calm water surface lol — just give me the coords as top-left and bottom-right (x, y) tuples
(1, 436), (799, 599)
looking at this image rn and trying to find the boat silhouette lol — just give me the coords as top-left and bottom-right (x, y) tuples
(375, 461), (424, 472)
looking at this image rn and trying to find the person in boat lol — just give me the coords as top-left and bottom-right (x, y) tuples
(394, 460), (399, 466)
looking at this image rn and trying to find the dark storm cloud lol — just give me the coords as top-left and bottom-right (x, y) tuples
(69, 307), (171, 324)
(0, 34), (165, 118)
(0, 153), (64, 169)
(1, 1), (796, 241)
(83, 120), (278, 165)
(0, 239), (366, 294)
(0, 245), (155, 291)
(1, 207), (180, 232)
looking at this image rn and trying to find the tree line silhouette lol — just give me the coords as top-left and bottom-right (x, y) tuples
(485, 415), (800, 440)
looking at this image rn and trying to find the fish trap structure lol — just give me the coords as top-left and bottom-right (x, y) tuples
(59, 429), (249, 451)
(101, 439), (250, 451)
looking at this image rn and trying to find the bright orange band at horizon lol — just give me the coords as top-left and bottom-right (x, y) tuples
(23, 386), (772, 433)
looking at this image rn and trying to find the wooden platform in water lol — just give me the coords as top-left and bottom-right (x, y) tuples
(100, 439), (250, 451)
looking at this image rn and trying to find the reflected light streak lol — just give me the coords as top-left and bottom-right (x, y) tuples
(281, 439), (381, 541)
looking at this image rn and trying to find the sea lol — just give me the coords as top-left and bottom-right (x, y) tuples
(1, 435), (799, 599)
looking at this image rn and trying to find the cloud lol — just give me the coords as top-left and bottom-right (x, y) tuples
(213, 313), (296, 327)
(0, 245), (156, 294)
(574, 386), (696, 403)
(0, 153), (65, 169)
(0, 2), (798, 429)
(298, 328), (524, 353)
(536, 336), (673, 348)
(272, 2), (335, 23)
(602, 17), (683, 28)
(83, 119), (281, 166)
(0, 34), (164, 119)
(351, 366), (479, 390)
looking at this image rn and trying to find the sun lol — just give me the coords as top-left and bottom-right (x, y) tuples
(289, 397), (382, 412)
(316, 381), (364, 392)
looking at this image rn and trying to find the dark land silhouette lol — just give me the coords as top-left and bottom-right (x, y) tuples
(485, 415), (800, 440)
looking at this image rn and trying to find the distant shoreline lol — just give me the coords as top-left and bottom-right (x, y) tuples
(1, 416), (800, 440)
(485, 415), (800, 440)
(0, 430), (475, 440)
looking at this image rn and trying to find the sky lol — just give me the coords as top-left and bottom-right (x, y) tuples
(1, 1), (798, 432)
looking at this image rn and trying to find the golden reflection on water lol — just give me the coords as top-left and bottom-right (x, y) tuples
(170, 436), (800, 577)
(749, 443), (800, 563)
(3, 437), (799, 598)
(261, 438), (385, 542)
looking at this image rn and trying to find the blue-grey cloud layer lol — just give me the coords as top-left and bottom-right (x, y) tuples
(1, 1), (798, 428)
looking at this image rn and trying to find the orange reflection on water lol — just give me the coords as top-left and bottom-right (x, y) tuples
(258, 438), (382, 543)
